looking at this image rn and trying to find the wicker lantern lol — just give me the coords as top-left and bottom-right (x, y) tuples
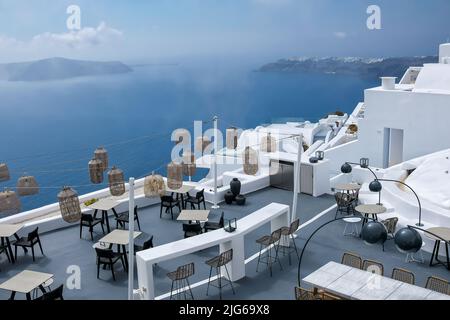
(195, 136), (211, 154)
(16, 175), (39, 196)
(243, 146), (259, 175)
(88, 158), (104, 184)
(226, 127), (239, 150)
(0, 163), (10, 182)
(167, 162), (183, 190)
(173, 128), (190, 145)
(261, 133), (277, 153)
(108, 166), (125, 196)
(144, 173), (166, 197)
(58, 186), (81, 223)
(182, 151), (197, 177)
(94, 147), (109, 172)
(0, 189), (21, 214)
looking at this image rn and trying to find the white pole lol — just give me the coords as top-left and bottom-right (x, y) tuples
(292, 134), (303, 222)
(128, 177), (135, 300)
(212, 116), (219, 209)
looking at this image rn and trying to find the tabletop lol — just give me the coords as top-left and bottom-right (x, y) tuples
(165, 184), (195, 194)
(87, 198), (120, 211)
(355, 204), (387, 215)
(335, 183), (361, 191)
(99, 229), (142, 246)
(0, 270), (53, 294)
(177, 210), (210, 222)
(425, 227), (450, 242)
(0, 224), (23, 238)
(303, 261), (450, 300)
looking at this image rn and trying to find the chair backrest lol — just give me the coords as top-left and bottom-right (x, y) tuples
(27, 227), (39, 241)
(183, 223), (202, 233)
(81, 213), (93, 222)
(382, 217), (398, 234)
(341, 252), (362, 269)
(95, 247), (115, 259)
(335, 192), (352, 206)
(295, 287), (316, 300)
(270, 228), (283, 243)
(219, 212), (225, 227)
(289, 219), (300, 235)
(142, 236), (154, 250)
(161, 195), (173, 203)
(41, 284), (64, 300)
(362, 259), (384, 275)
(196, 189), (205, 199)
(426, 276), (450, 295)
(218, 249), (233, 267)
(175, 262), (195, 280)
(391, 268), (415, 285)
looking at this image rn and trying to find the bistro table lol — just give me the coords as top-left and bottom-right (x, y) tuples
(0, 224), (24, 263)
(177, 210), (210, 223)
(303, 261), (450, 300)
(425, 227), (450, 270)
(165, 184), (196, 209)
(335, 183), (361, 193)
(356, 204), (387, 227)
(0, 270), (53, 300)
(87, 198), (121, 233)
(99, 229), (141, 272)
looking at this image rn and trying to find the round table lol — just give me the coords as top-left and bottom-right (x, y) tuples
(425, 227), (450, 270)
(356, 204), (387, 227)
(335, 183), (361, 192)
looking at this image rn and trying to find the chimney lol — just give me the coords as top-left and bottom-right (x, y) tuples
(381, 77), (396, 90)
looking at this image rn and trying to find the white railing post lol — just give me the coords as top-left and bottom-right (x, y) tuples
(212, 116), (220, 209)
(128, 177), (135, 300)
(292, 134), (303, 222)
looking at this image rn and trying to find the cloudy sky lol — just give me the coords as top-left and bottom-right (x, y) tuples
(0, 0), (449, 63)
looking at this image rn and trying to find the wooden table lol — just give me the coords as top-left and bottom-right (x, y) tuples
(87, 198), (120, 233)
(0, 270), (53, 300)
(425, 227), (450, 270)
(356, 204), (387, 227)
(303, 261), (450, 300)
(99, 229), (141, 272)
(177, 210), (210, 223)
(0, 224), (24, 263)
(166, 184), (195, 209)
(335, 183), (361, 192)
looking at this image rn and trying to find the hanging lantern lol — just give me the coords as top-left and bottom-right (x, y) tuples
(94, 147), (109, 172)
(261, 133), (277, 153)
(108, 166), (125, 196)
(0, 189), (21, 214)
(0, 163), (10, 182)
(182, 151), (197, 177)
(16, 175), (39, 196)
(88, 158), (104, 184)
(144, 173), (166, 197)
(167, 162), (183, 190)
(226, 127), (239, 150)
(195, 136), (211, 154)
(173, 128), (190, 145)
(58, 187), (81, 223)
(243, 146), (259, 175)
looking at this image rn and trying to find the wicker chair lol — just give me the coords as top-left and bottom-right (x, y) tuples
(205, 249), (235, 300)
(341, 252), (362, 269)
(382, 217), (398, 239)
(362, 259), (384, 275)
(280, 219), (300, 265)
(295, 287), (318, 300)
(391, 268), (415, 285)
(167, 262), (195, 300)
(425, 276), (450, 295)
(321, 292), (343, 300)
(334, 193), (356, 219)
(256, 228), (283, 277)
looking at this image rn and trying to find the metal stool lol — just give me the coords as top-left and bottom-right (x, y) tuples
(205, 249), (235, 300)
(256, 228), (283, 277)
(406, 241), (425, 263)
(167, 262), (195, 300)
(280, 219), (300, 265)
(343, 217), (361, 237)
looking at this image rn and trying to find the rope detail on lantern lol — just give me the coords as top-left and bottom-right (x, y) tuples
(108, 166), (126, 196)
(58, 186), (81, 223)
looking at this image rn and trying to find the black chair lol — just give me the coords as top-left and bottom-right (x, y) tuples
(115, 205), (141, 231)
(204, 212), (225, 232)
(134, 236), (154, 253)
(0, 239), (11, 263)
(184, 189), (206, 210)
(205, 249), (235, 300)
(160, 195), (182, 220)
(35, 284), (64, 300)
(13, 227), (44, 262)
(183, 223), (203, 238)
(95, 248), (126, 281)
(80, 213), (105, 241)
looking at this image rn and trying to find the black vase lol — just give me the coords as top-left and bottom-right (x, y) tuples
(230, 178), (241, 197)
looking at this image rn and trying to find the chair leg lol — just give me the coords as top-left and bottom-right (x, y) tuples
(160, 205), (163, 218)
(111, 264), (116, 281)
(206, 266), (213, 296)
(90, 227), (94, 241)
(203, 200), (206, 210)
(31, 246), (35, 262)
(217, 267), (222, 300)
(256, 244), (263, 272)
(100, 222), (105, 234)
(170, 280), (174, 300)
(170, 206), (174, 220)
(224, 264), (235, 295)
(14, 245), (18, 261)
(186, 278), (194, 300)
(136, 216), (141, 231)
(79, 224), (82, 239)
(97, 262), (100, 279)
(38, 240), (44, 255)
(292, 234), (300, 260)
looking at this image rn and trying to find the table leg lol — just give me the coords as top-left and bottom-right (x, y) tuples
(121, 244), (128, 272)
(446, 242), (450, 270)
(93, 209), (98, 219)
(103, 210), (111, 233)
(39, 285), (47, 294)
(5, 237), (14, 263)
(9, 291), (16, 300)
(26, 292), (31, 300)
(181, 194), (185, 209)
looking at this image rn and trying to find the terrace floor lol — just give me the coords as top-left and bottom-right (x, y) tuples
(0, 187), (449, 300)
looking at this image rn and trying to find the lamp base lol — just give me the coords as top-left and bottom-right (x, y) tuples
(415, 222), (424, 227)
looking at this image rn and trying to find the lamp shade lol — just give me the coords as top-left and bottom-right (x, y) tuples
(0, 163), (10, 182)
(394, 227), (422, 253)
(341, 163), (352, 174)
(226, 127), (239, 150)
(173, 128), (190, 145)
(167, 162), (183, 190)
(16, 175), (39, 196)
(88, 158), (104, 184)
(243, 146), (258, 175)
(369, 180), (383, 192)
(94, 147), (108, 172)
(108, 166), (125, 196)
(0, 189), (21, 214)
(361, 221), (387, 245)
(58, 187), (81, 223)
(144, 174), (166, 197)
(360, 158), (370, 168)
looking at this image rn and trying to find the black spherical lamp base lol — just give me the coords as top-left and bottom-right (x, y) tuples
(361, 221), (387, 246)
(394, 227), (422, 253)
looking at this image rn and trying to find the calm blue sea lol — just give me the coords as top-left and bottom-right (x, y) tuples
(0, 62), (378, 212)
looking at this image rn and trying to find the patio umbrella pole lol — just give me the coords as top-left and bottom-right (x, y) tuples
(128, 177), (135, 300)
(291, 134), (303, 222)
(212, 116), (219, 209)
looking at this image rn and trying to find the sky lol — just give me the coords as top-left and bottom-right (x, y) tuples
(0, 0), (450, 63)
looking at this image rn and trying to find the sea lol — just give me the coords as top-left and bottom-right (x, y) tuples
(0, 61), (378, 213)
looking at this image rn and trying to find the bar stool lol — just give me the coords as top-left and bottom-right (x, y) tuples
(343, 217), (361, 237)
(256, 228), (283, 277)
(205, 249), (235, 300)
(280, 219), (300, 265)
(167, 262), (195, 300)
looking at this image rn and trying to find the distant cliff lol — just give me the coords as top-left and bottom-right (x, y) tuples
(0, 57), (132, 81)
(258, 56), (438, 78)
